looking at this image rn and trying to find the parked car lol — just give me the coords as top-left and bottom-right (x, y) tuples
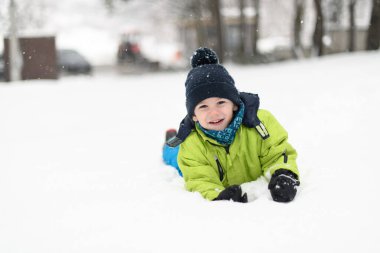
(57, 49), (92, 75)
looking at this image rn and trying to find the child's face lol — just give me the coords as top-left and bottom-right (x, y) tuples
(192, 97), (238, 131)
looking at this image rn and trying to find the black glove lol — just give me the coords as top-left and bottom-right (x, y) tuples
(268, 169), (300, 203)
(213, 185), (248, 203)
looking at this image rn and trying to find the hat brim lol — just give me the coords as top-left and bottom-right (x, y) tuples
(186, 83), (240, 116)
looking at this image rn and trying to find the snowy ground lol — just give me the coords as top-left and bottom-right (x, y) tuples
(1, 52), (380, 252)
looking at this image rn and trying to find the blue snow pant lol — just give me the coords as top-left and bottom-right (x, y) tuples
(162, 144), (182, 176)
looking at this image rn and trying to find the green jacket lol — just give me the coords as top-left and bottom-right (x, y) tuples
(177, 109), (298, 200)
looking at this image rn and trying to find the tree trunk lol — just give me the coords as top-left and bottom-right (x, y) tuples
(313, 0), (324, 56)
(209, 0), (224, 62)
(8, 0), (23, 81)
(191, 0), (206, 47)
(293, 0), (305, 58)
(348, 0), (357, 52)
(239, 0), (246, 58)
(367, 0), (380, 50)
(252, 0), (260, 56)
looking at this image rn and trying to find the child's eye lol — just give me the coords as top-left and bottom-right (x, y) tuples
(217, 100), (226, 105)
(198, 105), (208, 109)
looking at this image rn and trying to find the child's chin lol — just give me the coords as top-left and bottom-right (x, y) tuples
(206, 124), (227, 131)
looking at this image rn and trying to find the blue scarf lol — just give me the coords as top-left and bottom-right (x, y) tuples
(197, 102), (245, 145)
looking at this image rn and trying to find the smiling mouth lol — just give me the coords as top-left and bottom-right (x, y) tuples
(209, 119), (224, 125)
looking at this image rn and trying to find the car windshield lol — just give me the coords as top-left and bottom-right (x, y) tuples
(58, 50), (87, 63)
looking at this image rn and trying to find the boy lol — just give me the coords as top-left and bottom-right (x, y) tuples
(166, 48), (300, 203)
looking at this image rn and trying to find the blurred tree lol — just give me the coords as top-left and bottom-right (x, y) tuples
(313, 0), (324, 56)
(293, 0), (305, 58)
(8, 0), (23, 81)
(189, 0), (206, 47)
(103, 0), (130, 13)
(238, 0), (246, 59)
(251, 0), (260, 57)
(172, 0), (208, 55)
(348, 0), (357, 52)
(104, 0), (115, 13)
(208, 0), (225, 62)
(0, 0), (48, 33)
(367, 0), (380, 50)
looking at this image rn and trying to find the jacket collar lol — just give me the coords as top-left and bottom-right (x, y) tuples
(194, 124), (225, 146)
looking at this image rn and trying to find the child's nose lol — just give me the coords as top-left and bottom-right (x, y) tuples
(209, 107), (220, 116)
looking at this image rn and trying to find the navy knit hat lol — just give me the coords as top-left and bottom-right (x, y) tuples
(185, 48), (240, 116)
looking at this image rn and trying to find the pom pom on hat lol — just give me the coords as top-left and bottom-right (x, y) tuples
(190, 47), (219, 68)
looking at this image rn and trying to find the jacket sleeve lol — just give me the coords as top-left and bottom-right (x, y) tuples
(258, 110), (299, 179)
(177, 137), (225, 200)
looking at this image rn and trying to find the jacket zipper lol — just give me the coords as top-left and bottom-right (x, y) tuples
(282, 150), (288, 163)
(225, 145), (230, 154)
(214, 145), (230, 182)
(214, 155), (224, 181)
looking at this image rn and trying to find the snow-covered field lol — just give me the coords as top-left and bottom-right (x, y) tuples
(1, 52), (380, 252)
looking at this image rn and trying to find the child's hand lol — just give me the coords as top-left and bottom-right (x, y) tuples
(213, 185), (248, 203)
(268, 169), (300, 203)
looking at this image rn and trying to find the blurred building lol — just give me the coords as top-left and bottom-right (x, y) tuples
(3, 36), (58, 81)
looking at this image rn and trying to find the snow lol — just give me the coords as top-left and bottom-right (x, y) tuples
(1, 51), (380, 252)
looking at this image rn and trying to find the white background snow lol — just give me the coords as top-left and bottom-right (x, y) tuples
(1, 51), (380, 252)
